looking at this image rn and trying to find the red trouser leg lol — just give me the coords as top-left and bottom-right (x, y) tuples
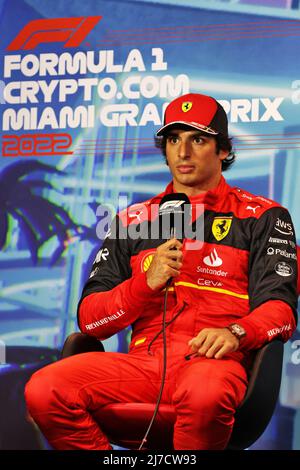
(171, 356), (248, 450)
(25, 351), (161, 450)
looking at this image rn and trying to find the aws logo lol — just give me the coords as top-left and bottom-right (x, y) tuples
(7, 16), (101, 51)
(141, 252), (156, 273)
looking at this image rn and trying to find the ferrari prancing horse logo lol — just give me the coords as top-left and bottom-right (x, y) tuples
(182, 102), (193, 112)
(212, 217), (233, 241)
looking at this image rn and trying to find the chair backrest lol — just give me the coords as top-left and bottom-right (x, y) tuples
(61, 332), (104, 358)
(227, 339), (284, 449)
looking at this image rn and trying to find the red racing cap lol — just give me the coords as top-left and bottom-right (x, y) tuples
(156, 93), (228, 137)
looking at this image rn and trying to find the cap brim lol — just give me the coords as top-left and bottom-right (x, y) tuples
(156, 121), (219, 136)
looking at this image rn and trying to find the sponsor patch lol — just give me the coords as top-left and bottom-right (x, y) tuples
(141, 251), (155, 272)
(275, 262), (293, 277)
(89, 267), (100, 278)
(267, 247), (297, 259)
(203, 248), (223, 267)
(269, 236), (288, 245)
(267, 324), (291, 337)
(197, 278), (222, 287)
(128, 209), (143, 222)
(274, 218), (293, 236)
(94, 247), (110, 263)
(134, 337), (147, 346)
(256, 196), (272, 205)
(196, 266), (228, 277)
(240, 192), (253, 201)
(246, 205), (260, 214)
(85, 309), (126, 329)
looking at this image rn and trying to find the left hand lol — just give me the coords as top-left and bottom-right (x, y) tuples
(188, 327), (240, 360)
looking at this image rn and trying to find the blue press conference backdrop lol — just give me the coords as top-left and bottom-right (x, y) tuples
(0, 0), (300, 450)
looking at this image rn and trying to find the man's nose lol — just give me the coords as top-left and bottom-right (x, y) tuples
(178, 139), (190, 159)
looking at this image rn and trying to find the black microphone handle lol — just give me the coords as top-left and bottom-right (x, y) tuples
(166, 227), (184, 286)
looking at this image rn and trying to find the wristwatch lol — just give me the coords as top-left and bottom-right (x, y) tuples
(226, 323), (246, 340)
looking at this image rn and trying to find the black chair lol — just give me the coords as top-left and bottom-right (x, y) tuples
(61, 332), (284, 450)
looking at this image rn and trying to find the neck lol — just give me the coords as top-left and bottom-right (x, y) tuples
(173, 175), (222, 197)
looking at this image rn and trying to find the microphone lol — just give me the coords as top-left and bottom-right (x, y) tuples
(158, 193), (191, 286)
(158, 192), (191, 241)
(138, 195), (190, 450)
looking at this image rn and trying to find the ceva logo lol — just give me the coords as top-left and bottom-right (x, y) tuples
(6, 16), (102, 51)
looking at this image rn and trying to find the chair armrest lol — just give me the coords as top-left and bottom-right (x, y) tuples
(61, 332), (105, 359)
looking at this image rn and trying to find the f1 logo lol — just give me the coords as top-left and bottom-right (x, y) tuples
(6, 16), (102, 51)
(160, 200), (185, 211)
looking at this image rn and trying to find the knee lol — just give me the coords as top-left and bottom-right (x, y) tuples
(173, 377), (239, 418)
(25, 365), (64, 419)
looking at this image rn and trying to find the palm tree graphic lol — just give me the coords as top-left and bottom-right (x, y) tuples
(0, 160), (82, 264)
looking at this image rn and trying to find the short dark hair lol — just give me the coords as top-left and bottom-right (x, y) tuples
(154, 132), (236, 171)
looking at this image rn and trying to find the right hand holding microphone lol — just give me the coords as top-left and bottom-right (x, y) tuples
(146, 238), (183, 290)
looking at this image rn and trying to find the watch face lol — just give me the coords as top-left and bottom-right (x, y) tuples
(230, 324), (246, 338)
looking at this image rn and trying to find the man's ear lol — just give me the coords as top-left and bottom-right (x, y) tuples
(219, 150), (229, 161)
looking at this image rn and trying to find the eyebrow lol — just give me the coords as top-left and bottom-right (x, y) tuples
(166, 131), (207, 138)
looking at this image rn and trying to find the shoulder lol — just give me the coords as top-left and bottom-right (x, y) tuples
(230, 186), (281, 208)
(118, 191), (164, 226)
(229, 186), (284, 219)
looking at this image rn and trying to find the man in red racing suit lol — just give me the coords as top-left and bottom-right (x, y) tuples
(25, 93), (298, 450)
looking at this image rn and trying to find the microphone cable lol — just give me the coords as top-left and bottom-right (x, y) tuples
(138, 230), (185, 450)
(137, 281), (170, 451)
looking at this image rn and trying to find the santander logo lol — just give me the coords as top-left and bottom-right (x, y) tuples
(203, 248), (223, 267)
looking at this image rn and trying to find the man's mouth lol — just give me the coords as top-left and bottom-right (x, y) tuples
(177, 165), (195, 174)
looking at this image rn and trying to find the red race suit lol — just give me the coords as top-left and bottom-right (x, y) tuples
(25, 176), (298, 450)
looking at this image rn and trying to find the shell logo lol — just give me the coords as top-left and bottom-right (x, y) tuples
(141, 252), (155, 272)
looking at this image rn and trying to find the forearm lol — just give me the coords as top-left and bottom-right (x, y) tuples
(78, 272), (154, 340)
(236, 299), (297, 351)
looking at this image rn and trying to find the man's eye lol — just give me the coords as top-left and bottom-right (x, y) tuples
(168, 137), (179, 144)
(194, 137), (204, 144)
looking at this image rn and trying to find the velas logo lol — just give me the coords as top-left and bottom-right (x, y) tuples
(182, 102), (193, 113)
(6, 16), (102, 51)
